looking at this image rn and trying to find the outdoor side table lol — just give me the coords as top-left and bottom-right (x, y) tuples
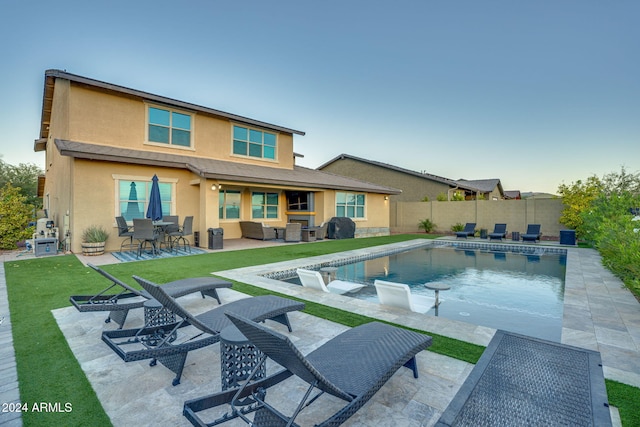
(424, 282), (450, 308)
(220, 324), (266, 390)
(319, 266), (338, 285)
(301, 228), (317, 242)
(143, 299), (177, 346)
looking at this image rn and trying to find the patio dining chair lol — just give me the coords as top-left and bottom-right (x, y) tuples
(115, 216), (135, 252)
(159, 215), (179, 248)
(183, 313), (432, 426)
(101, 275), (305, 386)
(133, 218), (159, 258)
(169, 216), (193, 253)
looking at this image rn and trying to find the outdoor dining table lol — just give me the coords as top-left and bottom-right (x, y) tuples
(152, 220), (175, 250)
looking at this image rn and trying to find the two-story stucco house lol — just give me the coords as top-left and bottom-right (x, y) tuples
(34, 70), (400, 253)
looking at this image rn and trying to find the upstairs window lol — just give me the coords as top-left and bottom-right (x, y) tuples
(336, 192), (365, 219)
(148, 106), (192, 147)
(233, 125), (276, 160)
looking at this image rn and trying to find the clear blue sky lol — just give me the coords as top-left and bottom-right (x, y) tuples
(1, 0), (638, 194)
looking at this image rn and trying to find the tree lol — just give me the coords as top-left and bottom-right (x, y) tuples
(0, 183), (35, 249)
(557, 175), (602, 236)
(600, 166), (640, 197)
(0, 159), (43, 209)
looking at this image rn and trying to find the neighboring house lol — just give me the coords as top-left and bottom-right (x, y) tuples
(34, 70), (400, 253)
(317, 154), (489, 202)
(455, 179), (505, 200)
(504, 190), (522, 200)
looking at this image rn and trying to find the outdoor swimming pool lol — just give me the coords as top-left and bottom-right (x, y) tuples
(285, 243), (567, 341)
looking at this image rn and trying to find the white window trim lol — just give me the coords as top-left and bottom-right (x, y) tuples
(335, 191), (367, 220)
(144, 103), (196, 151)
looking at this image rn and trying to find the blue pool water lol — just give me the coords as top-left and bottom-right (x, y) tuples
(288, 245), (566, 341)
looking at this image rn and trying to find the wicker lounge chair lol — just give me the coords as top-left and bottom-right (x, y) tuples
(455, 222), (476, 238)
(102, 275), (305, 386)
(183, 313), (432, 426)
(69, 264), (232, 329)
(488, 223), (508, 241)
(374, 279), (436, 313)
(521, 224), (542, 242)
(296, 268), (365, 295)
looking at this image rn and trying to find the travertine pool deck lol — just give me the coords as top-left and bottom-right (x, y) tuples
(2, 238), (638, 425)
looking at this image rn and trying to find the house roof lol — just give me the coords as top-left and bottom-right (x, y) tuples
(456, 178), (503, 194)
(317, 153), (479, 191)
(55, 139), (402, 195)
(504, 190), (521, 199)
(35, 69), (305, 151)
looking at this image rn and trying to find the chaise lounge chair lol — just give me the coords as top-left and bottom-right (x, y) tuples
(101, 275), (305, 386)
(296, 268), (365, 295)
(488, 223), (508, 241)
(70, 263), (232, 329)
(521, 224), (542, 243)
(455, 222), (476, 238)
(183, 313), (432, 426)
(374, 279), (437, 313)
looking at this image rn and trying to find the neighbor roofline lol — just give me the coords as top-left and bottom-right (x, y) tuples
(317, 153), (479, 191)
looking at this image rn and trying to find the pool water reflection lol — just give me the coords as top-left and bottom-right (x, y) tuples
(288, 246), (566, 341)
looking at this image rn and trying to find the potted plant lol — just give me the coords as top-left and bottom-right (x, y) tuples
(81, 225), (109, 256)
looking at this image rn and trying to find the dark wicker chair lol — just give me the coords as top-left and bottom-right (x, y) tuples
(102, 275), (305, 386)
(69, 264), (231, 329)
(284, 222), (302, 242)
(488, 223), (508, 241)
(521, 224), (542, 242)
(133, 218), (159, 258)
(115, 216), (135, 252)
(183, 313), (432, 426)
(169, 215), (193, 253)
(455, 222), (476, 238)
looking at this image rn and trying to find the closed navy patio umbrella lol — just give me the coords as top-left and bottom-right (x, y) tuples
(146, 174), (163, 221)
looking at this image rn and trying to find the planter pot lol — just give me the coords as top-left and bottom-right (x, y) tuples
(81, 241), (106, 256)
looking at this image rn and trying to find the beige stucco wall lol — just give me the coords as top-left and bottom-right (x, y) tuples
(43, 79), (73, 245)
(391, 199), (565, 238)
(67, 85), (294, 169)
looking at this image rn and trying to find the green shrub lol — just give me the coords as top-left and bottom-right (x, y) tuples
(418, 218), (436, 233)
(451, 222), (465, 232)
(421, 196), (429, 202)
(0, 183), (34, 249)
(436, 193), (448, 201)
(451, 192), (465, 201)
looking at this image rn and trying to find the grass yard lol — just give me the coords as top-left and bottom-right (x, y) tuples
(4, 234), (640, 426)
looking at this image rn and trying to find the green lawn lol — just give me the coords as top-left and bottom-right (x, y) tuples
(4, 234), (639, 426)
